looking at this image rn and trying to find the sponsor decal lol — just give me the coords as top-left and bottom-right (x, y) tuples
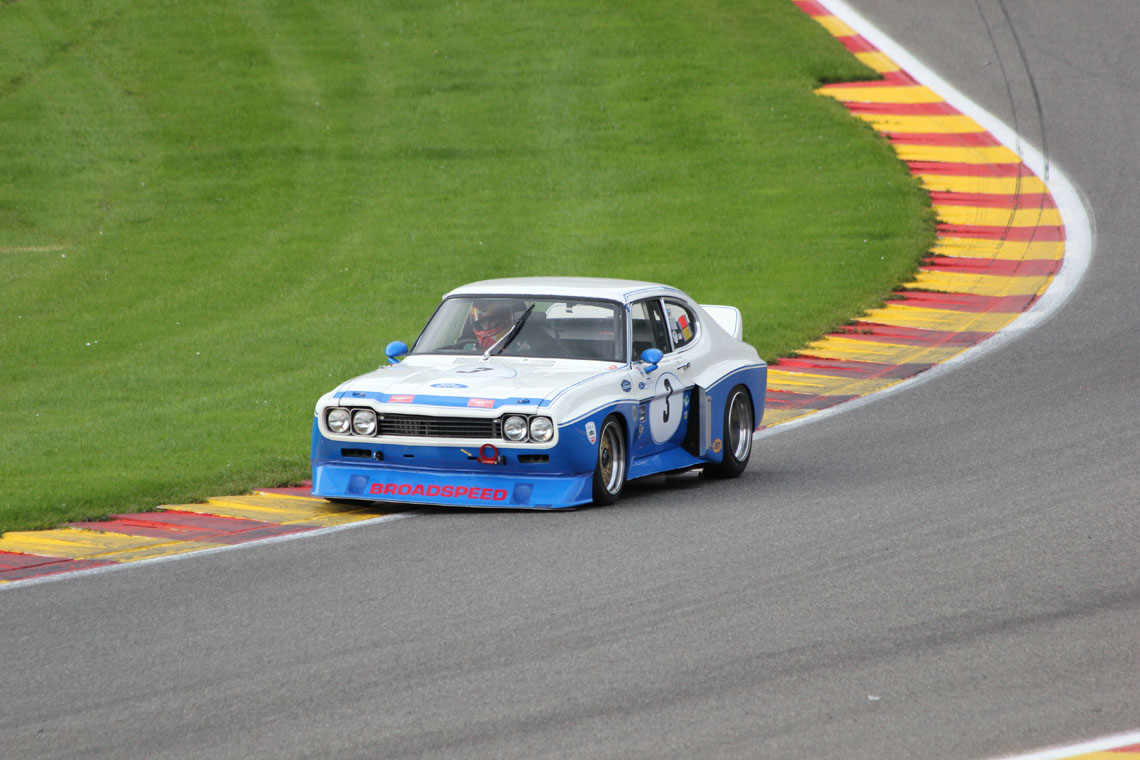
(389, 395), (415, 404)
(712, 438), (722, 454)
(621, 379), (632, 393)
(369, 482), (508, 501)
(467, 398), (495, 408)
(431, 382), (468, 389)
(585, 421), (597, 445)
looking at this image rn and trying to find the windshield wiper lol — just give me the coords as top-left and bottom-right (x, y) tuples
(482, 304), (535, 360)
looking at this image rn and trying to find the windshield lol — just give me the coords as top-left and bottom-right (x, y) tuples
(411, 296), (626, 362)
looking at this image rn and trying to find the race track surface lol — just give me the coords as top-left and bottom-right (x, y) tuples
(1, 2), (1137, 758)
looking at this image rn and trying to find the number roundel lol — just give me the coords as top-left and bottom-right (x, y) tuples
(648, 372), (683, 443)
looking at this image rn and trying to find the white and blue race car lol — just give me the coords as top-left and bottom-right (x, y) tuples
(311, 277), (766, 508)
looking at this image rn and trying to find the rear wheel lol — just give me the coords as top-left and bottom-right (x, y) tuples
(591, 415), (627, 505)
(708, 386), (753, 479)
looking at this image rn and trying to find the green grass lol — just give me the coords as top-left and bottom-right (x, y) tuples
(0, 0), (932, 532)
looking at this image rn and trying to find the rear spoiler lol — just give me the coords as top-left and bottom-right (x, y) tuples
(700, 304), (743, 340)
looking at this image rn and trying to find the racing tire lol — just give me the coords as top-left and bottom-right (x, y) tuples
(591, 415), (627, 506)
(708, 385), (753, 479)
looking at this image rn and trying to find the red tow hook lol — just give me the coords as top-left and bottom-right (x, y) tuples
(478, 443), (504, 465)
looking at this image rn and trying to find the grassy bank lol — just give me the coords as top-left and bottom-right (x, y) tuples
(0, 0), (932, 532)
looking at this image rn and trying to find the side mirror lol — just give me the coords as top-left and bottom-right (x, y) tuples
(640, 347), (663, 374)
(385, 340), (408, 364)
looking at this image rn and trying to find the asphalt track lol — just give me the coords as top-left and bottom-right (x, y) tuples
(1, 1), (1137, 758)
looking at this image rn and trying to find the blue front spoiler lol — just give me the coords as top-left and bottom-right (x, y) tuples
(311, 462), (594, 509)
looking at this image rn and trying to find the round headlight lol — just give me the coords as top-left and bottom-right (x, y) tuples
(327, 407), (351, 434)
(352, 409), (378, 436)
(529, 416), (554, 443)
(503, 415), (528, 442)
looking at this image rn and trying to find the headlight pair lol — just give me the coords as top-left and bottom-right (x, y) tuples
(324, 407), (555, 444)
(326, 407), (376, 436)
(502, 415), (554, 443)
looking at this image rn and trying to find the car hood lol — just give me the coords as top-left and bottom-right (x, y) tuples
(328, 357), (622, 409)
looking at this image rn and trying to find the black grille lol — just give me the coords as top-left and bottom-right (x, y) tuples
(378, 414), (502, 439)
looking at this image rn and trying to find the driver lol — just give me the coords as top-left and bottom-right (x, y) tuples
(469, 300), (514, 349)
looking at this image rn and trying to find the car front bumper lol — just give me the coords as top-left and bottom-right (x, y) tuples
(311, 461), (593, 509)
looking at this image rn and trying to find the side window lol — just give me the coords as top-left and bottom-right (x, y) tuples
(630, 299), (671, 356)
(665, 301), (697, 349)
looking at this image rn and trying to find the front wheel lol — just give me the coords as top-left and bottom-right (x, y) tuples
(591, 415), (627, 505)
(708, 386), (753, 479)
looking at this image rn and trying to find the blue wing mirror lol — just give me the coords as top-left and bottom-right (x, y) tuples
(639, 347), (663, 374)
(385, 340), (408, 364)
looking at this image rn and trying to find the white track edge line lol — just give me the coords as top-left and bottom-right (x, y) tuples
(756, 0), (1093, 440)
(983, 729), (1140, 760)
(781, 4), (1131, 758)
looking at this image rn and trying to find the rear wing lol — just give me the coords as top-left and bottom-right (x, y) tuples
(700, 304), (743, 340)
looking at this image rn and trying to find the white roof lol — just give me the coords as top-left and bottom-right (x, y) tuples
(445, 277), (686, 304)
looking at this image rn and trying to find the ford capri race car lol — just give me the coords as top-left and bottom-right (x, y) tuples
(311, 277), (767, 509)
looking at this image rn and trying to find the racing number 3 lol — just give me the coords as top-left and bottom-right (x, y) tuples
(649, 372), (683, 444)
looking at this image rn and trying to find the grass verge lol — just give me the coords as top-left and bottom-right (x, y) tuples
(0, 0), (932, 532)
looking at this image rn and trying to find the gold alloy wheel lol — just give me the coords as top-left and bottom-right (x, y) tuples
(595, 418), (626, 502)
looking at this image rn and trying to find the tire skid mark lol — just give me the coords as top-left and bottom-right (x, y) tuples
(762, 0), (1072, 430)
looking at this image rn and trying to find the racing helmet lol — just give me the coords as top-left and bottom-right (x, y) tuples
(469, 300), (514, 348)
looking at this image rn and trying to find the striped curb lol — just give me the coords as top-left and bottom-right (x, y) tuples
(762, 0), (1068, 429)
(1037, 747), (1140, 760)
(1067, 746), (1140, 760)
(0, 486), (391, 583)
(1057, 747), (1140, 760)
(989, 731), (1140, 760)
(0, 0), (1081, 586)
